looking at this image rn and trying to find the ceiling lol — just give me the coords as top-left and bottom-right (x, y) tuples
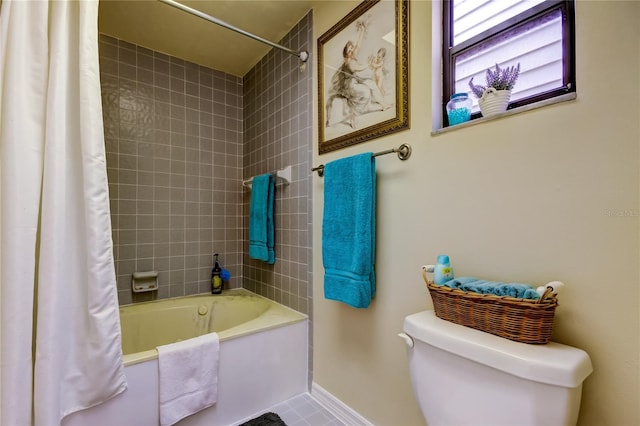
(98, 0), (317, 77)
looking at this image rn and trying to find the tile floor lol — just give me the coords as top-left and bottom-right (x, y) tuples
(235, 393), (346, 426)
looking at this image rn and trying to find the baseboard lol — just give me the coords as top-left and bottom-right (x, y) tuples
(310, 382), (374, 426)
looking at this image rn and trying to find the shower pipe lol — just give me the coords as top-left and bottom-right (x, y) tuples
(311, 143), (412, 177)
(157, 0), (310, 63)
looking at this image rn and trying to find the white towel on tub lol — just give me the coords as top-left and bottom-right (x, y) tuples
(157, 332), (220, 426)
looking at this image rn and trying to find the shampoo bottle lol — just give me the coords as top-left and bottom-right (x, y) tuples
(434, 254), (454, 285)
(211, 253), (222, 294)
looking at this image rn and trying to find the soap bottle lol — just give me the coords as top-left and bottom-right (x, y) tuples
(211, 253), (222, 294)
(434, 255), (454, 285)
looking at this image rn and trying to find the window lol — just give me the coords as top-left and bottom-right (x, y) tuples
(443, 0), (576, 126)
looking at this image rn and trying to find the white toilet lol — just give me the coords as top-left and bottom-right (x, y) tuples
(400, 311), (593, 426)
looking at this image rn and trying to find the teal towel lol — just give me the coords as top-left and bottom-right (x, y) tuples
(442, 277), (540, 300)
(249, 174), (275, 264)
(322, 153), (376, 308)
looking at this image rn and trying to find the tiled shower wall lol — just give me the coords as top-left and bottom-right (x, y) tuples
(98, 12), (313, 311)
(98, 35), (244, 305)
(242, 12), (313, 317)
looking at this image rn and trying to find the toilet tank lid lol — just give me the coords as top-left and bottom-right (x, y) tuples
(403, 310), (593, 388)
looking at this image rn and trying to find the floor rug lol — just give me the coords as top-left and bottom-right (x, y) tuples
(239, 411), (287, 426)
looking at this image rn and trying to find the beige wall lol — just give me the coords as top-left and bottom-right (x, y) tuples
(312, 1), (640, 425)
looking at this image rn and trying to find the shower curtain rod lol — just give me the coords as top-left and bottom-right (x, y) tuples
(157, 0), (309, 63)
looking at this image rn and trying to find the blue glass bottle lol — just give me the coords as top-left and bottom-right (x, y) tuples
(446, 93), (472, 126)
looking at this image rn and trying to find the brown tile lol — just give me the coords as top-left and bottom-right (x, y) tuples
(138, 68), (153, 85)
(137, 200), (153, 215)
(137, 214), (154, 231)
(119, 62), (136, 81)
(171, 78), (185, 93)
(154, 72), (170, 89)
(99, 57), (119, 76)
(137, 244), (154, 259)
(154, 256), (171, 271)
(137, 229), (153, 244)
(170, 118), (186, 133)
(137, 53), (154, 71)
(186, 95), (199, 110)
(154, 87), (170, 102)
(154, 57), (170, 74)
(118, 47), (137, 66)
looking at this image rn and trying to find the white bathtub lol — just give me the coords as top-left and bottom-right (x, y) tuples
(62, 288), (308, 426)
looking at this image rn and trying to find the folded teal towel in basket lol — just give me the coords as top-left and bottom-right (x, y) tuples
(442, 277), (540, 300)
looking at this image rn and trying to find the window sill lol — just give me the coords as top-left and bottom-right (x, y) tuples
(432, 92), (577, 136)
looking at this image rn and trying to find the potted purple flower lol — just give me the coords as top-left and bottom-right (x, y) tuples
(468, 63), (520, 117)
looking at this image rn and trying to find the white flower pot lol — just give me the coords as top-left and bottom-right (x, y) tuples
(478, 88), (511, 117)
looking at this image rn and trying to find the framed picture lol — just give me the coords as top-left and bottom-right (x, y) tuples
(318, 0), (409, 154)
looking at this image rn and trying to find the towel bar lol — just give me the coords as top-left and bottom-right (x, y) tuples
(312, 143), (411, 177)
(243, 165), (291, 189)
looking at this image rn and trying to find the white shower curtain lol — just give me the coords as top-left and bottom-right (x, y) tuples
(0, 1), (127, 425)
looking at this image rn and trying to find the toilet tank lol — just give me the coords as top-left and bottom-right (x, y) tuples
(403, 311), (593, 426)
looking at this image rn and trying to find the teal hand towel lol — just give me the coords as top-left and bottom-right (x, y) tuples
(249, 174), (275, 264)
(322, 153), (376, 308)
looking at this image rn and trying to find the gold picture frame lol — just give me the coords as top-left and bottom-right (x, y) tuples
(318, 0), (409, 154)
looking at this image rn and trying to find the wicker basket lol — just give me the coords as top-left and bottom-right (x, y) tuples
(422, 268), (558, 344)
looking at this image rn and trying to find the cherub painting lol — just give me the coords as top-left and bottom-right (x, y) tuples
(324, 16), (392, 131)
(318, 0), (409, 154)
